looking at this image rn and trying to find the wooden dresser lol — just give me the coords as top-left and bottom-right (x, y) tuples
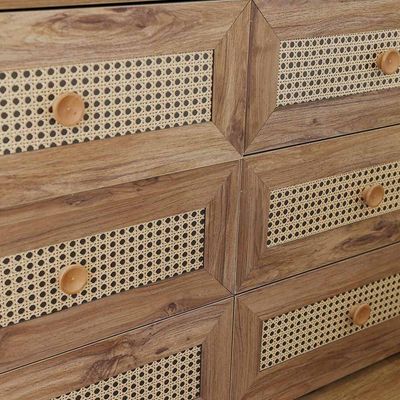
(0, 1), (399, 399)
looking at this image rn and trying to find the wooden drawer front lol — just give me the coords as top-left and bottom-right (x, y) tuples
(1, 208), (205, 328)
(276, 30), (400, 107)
(246, 0), (400, 153)
(238, 128), (400, 291)
(0, 162), (239, 373)
(0, 0), (250, 157)
(233, 245), (400, 400)
(260, 273), (400, 370)
(267, 160), (399, 247)
(0, 51), (213, 155)
(55, 346), (202, 400)
(0, 300), (233, 400)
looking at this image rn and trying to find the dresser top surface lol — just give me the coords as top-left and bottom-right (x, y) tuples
(0, 0), (206, 11)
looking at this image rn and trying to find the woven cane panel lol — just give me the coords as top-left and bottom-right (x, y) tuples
(277, 29), (400, 106)
(0, 209), (205, 327)
(55, 346), (202, 400)
(260, 273), (400, 370)
(266, 161), (400, 247)
(0, 51), (213, 155)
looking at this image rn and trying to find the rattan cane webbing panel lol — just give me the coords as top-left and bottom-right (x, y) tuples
(260, 273), (400, 370)
(266, 161), (400, 247)
(55, 345), (202, 400)
(0, 51), (213, 155)
(277, 30), (400, 107)
(0, 209), (205, 327)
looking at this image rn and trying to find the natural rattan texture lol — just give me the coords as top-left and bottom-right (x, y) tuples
(267, 161), (400, 247)
(277, 30), (400, 106)
(0, 209), (205, 327)
(55, 346), (202, 400)
(0, 51), (213, 155)
(260, 273), (400, 370)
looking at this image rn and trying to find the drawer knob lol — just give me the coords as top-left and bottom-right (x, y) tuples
(362, 184), (385, 208)
(59, 264), (88, 295)
(377, 49), (400, 75)
(53, 92), (85, 127)
(349, 303), (371, 326)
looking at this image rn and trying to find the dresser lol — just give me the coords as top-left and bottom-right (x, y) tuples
(0, 1), (399, 399)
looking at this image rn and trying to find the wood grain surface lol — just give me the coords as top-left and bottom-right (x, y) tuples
(0, 1), (248, 69)
(246, 0), (400, 154)
(232, 244), (400, 399)
(238, 127), (400, 291)
(300, 352), (400, 400)
(0, 161), (239, 372)
(0, 123), (240, 209)
(0, 0), (163, 9)
(0, 299), (234, 400)
(213, 0), (251, 153)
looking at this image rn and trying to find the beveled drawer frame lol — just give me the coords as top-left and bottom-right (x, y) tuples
(0, 299), (233, 400)
(232, 245), (400, 400)
(246, 0), (400, 153)
(0, 161), (240, 373)
(0, 0), (250, 211)
(238, 127), (400, 291)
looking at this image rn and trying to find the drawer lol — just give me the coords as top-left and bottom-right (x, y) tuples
(0, 161), (239, 373)
(238, 127), (400, 291)
(0, 299), (233, 400)
(232, 245), (400, 400)
(246, 0), (400, 153)
(0, 0), (249, 164)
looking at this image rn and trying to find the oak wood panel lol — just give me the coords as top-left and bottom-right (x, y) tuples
(254, 0), (400, 39)
(0, 0), (158, 9)
(213, 0), (251, 153)
(247, 87), (400, 153)
(0, 1), (248, 69)
(0, 162), (239, 372)
(300, 352), (400, 400)
(0, 299), (234, 400)
(0, 270), (229, 374)
(238, 127), (400, 291)
(232, 245), (400, 399)
(245, 2), (279, 148)
(0, 123), (240, 209)
(0, 161), (236, 256)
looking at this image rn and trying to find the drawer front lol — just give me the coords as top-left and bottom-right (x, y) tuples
(0, 161), (239, 373)
(0, 51), (213, 155)
(0, 300), (233, 400)
(246, 0), (400, 153)
(1, 208), (206, 328)
(232, 245), (400, 400)
(238, 127), (400, 290)
(0, 1), (250, 155)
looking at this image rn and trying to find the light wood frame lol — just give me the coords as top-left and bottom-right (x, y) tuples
(238, 127), (400, 291)
(0, 0), (250, 157)
(232, 245), (400, 400)
(0, 161), (240, 373)
(0, 299), (234, 400)
(245, 0), (400, 154)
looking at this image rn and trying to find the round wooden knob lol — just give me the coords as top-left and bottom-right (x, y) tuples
(349, 304), (371, 326)
(377, 49), (400, 75)
(52, 92), (85, 127)
(59, 264), (88, 295)
(362, 184), (385, 208)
